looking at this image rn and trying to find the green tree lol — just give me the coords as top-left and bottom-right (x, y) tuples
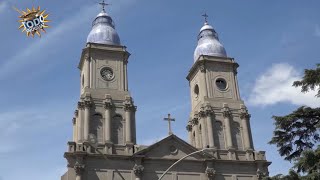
(268, 64), (320, 179)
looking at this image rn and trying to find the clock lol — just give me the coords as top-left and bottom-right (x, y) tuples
(100, 67), (114, 81)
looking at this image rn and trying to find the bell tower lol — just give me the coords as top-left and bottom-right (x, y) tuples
(186, 19), (255, 156)
(71, 6), (136, 156)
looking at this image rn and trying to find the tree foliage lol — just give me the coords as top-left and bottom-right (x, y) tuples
(269, 106), (320, 161)
(268, 64), (320, 178)
(293, 64), (320, 97)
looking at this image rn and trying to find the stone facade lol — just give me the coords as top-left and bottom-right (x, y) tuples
(61, 9), (270, 180)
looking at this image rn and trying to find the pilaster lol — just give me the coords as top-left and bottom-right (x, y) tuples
(199, 106), (208, 148)
(77, 101), (85, 142)
(191, 113), (200, 148)
(222, 103), (233, 149)
(83, 93), (93, 141)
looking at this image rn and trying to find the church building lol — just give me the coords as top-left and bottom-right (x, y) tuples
(61, 3), (271, 180)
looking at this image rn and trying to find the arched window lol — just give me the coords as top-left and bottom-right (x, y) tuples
(89, 113), (103, 143)
(213, 121), (225, 149)
(232, 122), (243, 150)
(112, 114), (124, 145)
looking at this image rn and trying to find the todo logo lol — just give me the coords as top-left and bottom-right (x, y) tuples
(14, 6), (50, 37)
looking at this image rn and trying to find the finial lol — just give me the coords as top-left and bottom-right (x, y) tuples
(99, 0), (110, 12)
(202, 13), (209, 24)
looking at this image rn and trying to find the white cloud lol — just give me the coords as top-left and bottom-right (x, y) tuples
(248, 63), (320, 108)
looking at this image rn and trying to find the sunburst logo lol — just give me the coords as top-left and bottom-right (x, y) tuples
(14, 6), (50, 37)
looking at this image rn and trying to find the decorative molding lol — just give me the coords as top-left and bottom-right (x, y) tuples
(191, 118), (199, 126)
(199, 107), (206, 118)
(104, 101), (113, 109)
(205, 167), (216, 179)
(133, 164), (144, 177)
(72, 118), (76, 125)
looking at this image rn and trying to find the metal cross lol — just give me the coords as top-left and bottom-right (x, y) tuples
(202, 13), (209, 23)
(164, 114), (175, 135)
(99, 0), (110, 11)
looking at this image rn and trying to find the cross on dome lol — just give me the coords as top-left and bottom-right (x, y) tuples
(99, 0), (110, 12)
(202, 13), (209, 23)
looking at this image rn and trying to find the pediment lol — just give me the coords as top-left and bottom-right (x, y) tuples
(133, 134), (213, 160)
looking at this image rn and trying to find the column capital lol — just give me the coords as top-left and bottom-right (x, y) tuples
(84, 100), (93, 108)
(205, 105), (214, 116)
(205, 167), (216, 179)
(74, 110), (79, 117)
(240, 105), (251, 119)
(104, 94), (113, 109)
(74, 161), (85, 175)
(222, 103), (231, 118)
(133, 164), (144, 177)
(198, 62), (206, 72)
(199, 107), (206, 118)
(77, 101), (85, 109)
(72, 118), (76, 125)
(186, 123), (193, 132)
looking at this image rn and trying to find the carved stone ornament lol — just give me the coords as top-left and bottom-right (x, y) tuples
(205, 105), (214, 116)
(222, 107), (231, 118)
(74, 110), (79, 117)
(186, 124), (192, 131)
(124, 103), (134, 111)
(199, 63), (206, 72)
(84, 100), (93, 108)
(133, 164), (144, 176)
(240, 107), (251, 120)
(191, 118), (199, 125)
(256, 170), (268, 180)
(104, 101), (113, 109)
(205, 167), (216, 178)
(77, 101), (85, 109)
(74, 161), (85, 175)
(199, 108), (206, 118)
(72, 118), (76, 125)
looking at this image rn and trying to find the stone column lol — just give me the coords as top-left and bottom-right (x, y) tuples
(77, 102), (84, 142)
(222, 104), (233, 149)
(83, 96), (92, 141)
(133, 164), (144, 180)
(72, 118), (77, 142)
(192, 114), (200, 148)
(199, 63), (209, 97)
(186, 122), (193, 145)
(240, 104), (253, 150)
(205, 105), (215, 148)
(199, 107), (208, 148)
(85, 55), (90, 89)
(132, 106), (137, 144)
(104, 95), (113, 143)
(124, 60), (128, 91)
(124, 97), (134, 144)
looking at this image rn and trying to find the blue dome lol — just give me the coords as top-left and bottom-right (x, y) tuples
(194, 22), (227, 62)
(87, 11), (121, 45)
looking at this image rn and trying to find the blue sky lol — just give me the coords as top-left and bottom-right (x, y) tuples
(0, 0), (319, 179)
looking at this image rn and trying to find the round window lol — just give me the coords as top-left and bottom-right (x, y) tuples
(216, 78), (227, 90)
(194, 84), (199, 97)
(100, 67), (114, 81)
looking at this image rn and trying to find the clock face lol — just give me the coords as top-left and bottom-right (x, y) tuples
(100, 67), (114, 81)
